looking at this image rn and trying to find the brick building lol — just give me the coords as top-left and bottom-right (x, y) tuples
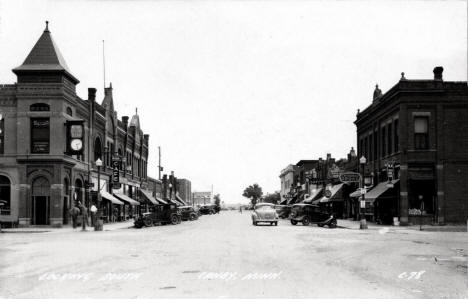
(355, 67), (468, 225)
(177, 178), (192, 205)
(0, 22), (151, 227)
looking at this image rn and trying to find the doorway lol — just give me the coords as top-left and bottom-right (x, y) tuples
(33, 196), (49, 225)
(32, 176), (50, 225)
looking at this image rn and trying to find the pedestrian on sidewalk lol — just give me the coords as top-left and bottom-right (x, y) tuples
(90, 204), (97, 227)
(69, 204), (80, 229)
(239, 206), (242, 214)
(79, 201), (89, 231)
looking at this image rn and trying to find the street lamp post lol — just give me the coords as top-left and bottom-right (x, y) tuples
(95, 158), (103, 231)
(360, 156), (368, 229)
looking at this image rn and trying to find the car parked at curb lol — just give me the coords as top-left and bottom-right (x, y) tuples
(178, 205), (199, 221)
(252, 203), (279, 226)
(289, 203), (337, 228)
(134, 203), (181, 228)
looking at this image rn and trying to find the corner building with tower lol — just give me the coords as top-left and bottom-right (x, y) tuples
(0, 23), (150, 227)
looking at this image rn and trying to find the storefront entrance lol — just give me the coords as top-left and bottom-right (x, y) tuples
(32, 177), (50, 225)
(33, 196), (49, 225)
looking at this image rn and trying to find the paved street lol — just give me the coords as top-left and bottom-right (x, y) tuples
(1, 211), (467, 299)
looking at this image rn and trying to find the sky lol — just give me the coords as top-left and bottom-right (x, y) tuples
(0, 0), (466, 203)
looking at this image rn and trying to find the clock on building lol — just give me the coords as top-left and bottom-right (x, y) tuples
(66, 120), (85, 155)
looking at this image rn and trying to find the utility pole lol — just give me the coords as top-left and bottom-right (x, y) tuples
(158, 146), (162, 180)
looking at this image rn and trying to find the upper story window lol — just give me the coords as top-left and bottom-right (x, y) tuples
(31, 118), (50, 154)
(387, 123), (393, 155)
(414, 117), (429, 150)
(394, 119), (399, 152)
(94, 137), (102, 162)
(30, 103), (50, 112)
(0, 114), (4, 155)
(381, 126), (386, 157)
(66, 107), (73, 116)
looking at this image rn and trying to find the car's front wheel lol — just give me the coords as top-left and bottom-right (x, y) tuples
(302, 217), (310, 226)
(143, 218), (153, 227)
(291, 220), (297, 225)
(328, 220), (337, 228)
(170, 214), (179, 225)
(189, 213), (197, 221)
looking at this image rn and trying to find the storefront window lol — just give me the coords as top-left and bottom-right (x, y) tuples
(0, 176), (11, 215)
(31, 118), (50, 154)
(408, 179), (434, 215)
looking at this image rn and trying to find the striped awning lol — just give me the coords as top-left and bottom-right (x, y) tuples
(113, 193), (140, 206)
(303, 188), (323, 204)
(100, 191), (124, 205)
(317, 183), (344, 203)
(176, 194), (188, 206)
(140, 190), (158, 205)
(364, 179), (399, 203)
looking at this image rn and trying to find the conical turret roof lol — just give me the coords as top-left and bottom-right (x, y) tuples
(13, 21), (79, 83)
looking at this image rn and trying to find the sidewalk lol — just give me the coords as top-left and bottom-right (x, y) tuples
(337, 219), (467, 232)
(1, 219), (134, 234)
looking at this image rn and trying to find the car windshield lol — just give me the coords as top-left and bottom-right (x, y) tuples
(256, 205), (274, 211)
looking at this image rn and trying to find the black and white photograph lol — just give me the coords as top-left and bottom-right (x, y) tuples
(0, 0), (467, 298)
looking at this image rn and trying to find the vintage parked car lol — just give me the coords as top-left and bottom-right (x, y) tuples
(198, 204), (217, 215)
(251, 203), (279, 226)
(289, 203), (337, 228)
(274, 205), (292, 219)
(178, 205), (199, 221)
(134, 203), (181, 228)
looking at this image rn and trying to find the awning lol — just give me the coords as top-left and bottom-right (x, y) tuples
(113, 193), (140, 206)
(364, 179), (399, 203)
(156, 197), (168, 204)
(303, 188), (323, 203)
(317, 183), (344, 203)
(100, 191), (124, 205)
(176, 194), (188, 206)
(140, 190), (158, 205)
(350, 187), (371, 198)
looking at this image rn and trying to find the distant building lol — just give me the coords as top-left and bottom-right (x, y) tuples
(279, 164), (297, 204)
(355, 67), (468, 225)
(192, 191), (211, 206)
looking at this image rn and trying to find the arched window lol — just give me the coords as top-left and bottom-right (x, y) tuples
(0, 176), (11, 215)
(66, 107), (73, 116)
(94, 137), (102, 162)
(32, 177), (50, 196)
